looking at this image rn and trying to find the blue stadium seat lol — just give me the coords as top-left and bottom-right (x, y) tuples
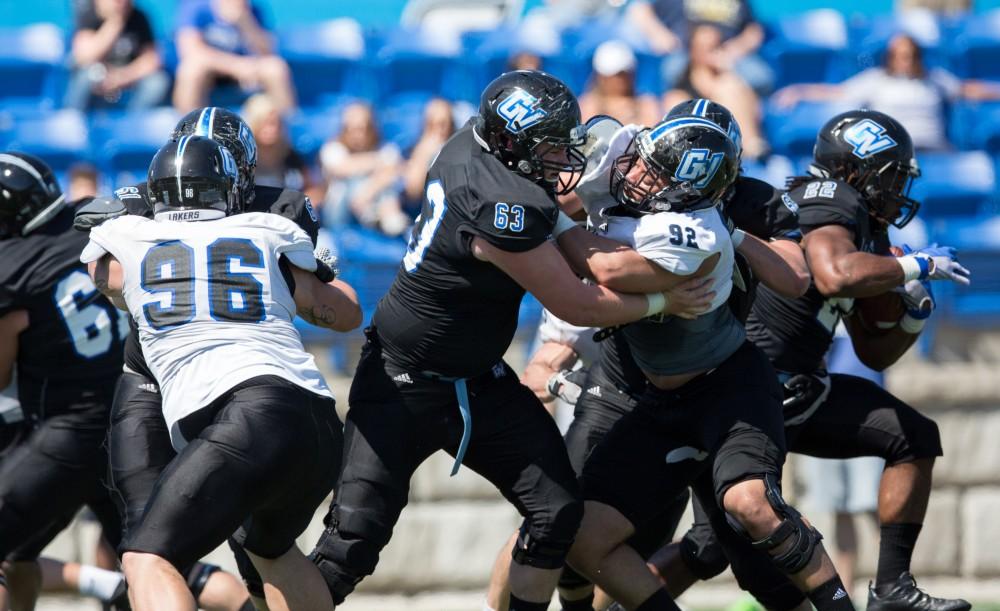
(764, 101), (849, 157)
(910, 151), (996, 218)
(849, 10), (949, 74)
(2, 110), (90, 171)
(763, 9), (851, 87)
(372, 26), (462, 100)
(950, 9), (1000, 79)
(949, 100), (1000, 153)
(277, 19), (374, 106)
(92, 108), (179, 183)
(0, 23), (67, 108)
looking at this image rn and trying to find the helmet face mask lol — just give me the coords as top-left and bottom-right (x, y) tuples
(610, 119), (740, 214)
(172, 107), (256, 210)
(813, 110), (921, 228)
(474, 70), (588, 195)
(0, 152), (65, 239)
(148, 136), (240, 222)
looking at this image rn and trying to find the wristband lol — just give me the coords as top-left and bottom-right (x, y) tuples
(644, 292), (667, 317)
(552, 211), (577, 239)
(731, 228), (746, 249)
(897, 255), (931, 282)
(899, 313), (927, 334)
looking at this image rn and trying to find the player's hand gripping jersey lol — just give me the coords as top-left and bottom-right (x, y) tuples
(373, 124), (559, 378)
(81, 212), (333, 448)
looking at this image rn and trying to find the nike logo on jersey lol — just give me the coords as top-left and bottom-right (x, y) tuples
(665, 446), (709, 464)
(586, 386), (602, 397)
(392, 372), (413, 384)
(833, 588), (848, 600)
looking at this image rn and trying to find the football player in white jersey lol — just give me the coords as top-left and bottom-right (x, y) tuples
(82, 136), (361, 611)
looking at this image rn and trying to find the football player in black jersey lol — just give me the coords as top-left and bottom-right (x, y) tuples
(74, 107), (328, 611)
(306, 71), (679, 611)
(0, 152), (128, 611)
(646, 110), (972, 611)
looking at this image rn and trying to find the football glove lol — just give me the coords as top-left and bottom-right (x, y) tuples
(905, 243), (971, 286)
(546, 368), (588, 404)
(896, 279), (935, 320)
(73, 196), (126, 231)
(313, 247), (340, 283)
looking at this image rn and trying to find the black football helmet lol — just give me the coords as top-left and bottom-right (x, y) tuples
(811, 109), (921, 228)
(172, 107), (257, 208)
(474, 70), (587, 194)
(147, 136), (240, 221)
(611, 117), (740, 214)
(663, 98), (743, 159)
(0, 152), (65, 239)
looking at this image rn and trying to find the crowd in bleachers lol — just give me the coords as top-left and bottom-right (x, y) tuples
(3, 0), (1000, 351)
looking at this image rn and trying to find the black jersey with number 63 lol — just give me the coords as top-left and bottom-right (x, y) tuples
(0, 204), (126, 401)
(106, 181), (320, 380)
(747, 177), (890, 375)
(373, 125), (558, 378)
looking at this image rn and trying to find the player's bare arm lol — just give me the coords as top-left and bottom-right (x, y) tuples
(290, 266), (362, 332)
(471, 236), (667, 328)
(87, 255), (128, 311)
(555, 225), (719, 293)
(0, 310), (28, 390)
(804, 224), (906, 298)
(737, 234), (810, 298)
(842, 313), (918, 372)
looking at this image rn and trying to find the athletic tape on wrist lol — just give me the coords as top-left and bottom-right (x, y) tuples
(645, 292), (666, 317)
(898, 255), (930, 282)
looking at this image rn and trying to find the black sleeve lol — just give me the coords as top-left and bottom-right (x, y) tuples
(727, 177), (802, 242)
(464, 195), (556, 253)
(129, 8), (155, 46)
(789, 180), (867, 232)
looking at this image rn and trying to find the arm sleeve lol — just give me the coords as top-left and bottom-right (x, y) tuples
(80, 217), (133, 263)
(632, 214), (714, 274)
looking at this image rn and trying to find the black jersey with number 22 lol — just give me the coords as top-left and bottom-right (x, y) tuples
(374, 125), (558, 378)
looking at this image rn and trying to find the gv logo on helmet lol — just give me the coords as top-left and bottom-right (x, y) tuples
(675, 148), (725, 189)
(843, 119), (897, 159)
(497, 90), (548, 134)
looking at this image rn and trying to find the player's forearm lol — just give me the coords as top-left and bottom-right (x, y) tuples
(556, 226), (675, 292)
(0, 312), (26, 391)
(557, 284), (654, 328)
(809, 250), (904, 298)
(87, 257), (128, 310)
(738, 235), (809, 299)
(845, 315), (918, 371)
(295, 273), (362, 332)
(523, 361), (559, 404)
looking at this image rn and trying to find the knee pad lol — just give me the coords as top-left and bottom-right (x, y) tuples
(679, 528), (730, 580)
(185, 562), (220, 600)
(557, 564), (592, 592)
(309, 508), (390, 605)
(727, 474), (822, 575)
(511, 499), (582, 570)
(226, 538), (264, 600)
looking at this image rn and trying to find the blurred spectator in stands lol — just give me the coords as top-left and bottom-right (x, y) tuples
(579, 41), (662, 125)
(402, 98), (455, 215)
(319, 102), (410, 236)
(627, 0), (774, 96)
(774, 33), (1000, 151)
(896, 0), (970, 12)
(508, 51), (543, 72)
(67, 163), (100, 201)
(173, 0), (295, 113)
(663, 24), (769, 159)
(241, 93), (323, 203)
(65, 0), (169, 110)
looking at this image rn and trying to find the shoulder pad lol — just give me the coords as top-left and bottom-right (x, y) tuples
(787, 178), (867, 230)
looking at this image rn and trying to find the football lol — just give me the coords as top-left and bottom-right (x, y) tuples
(853, 246), (906, 335)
